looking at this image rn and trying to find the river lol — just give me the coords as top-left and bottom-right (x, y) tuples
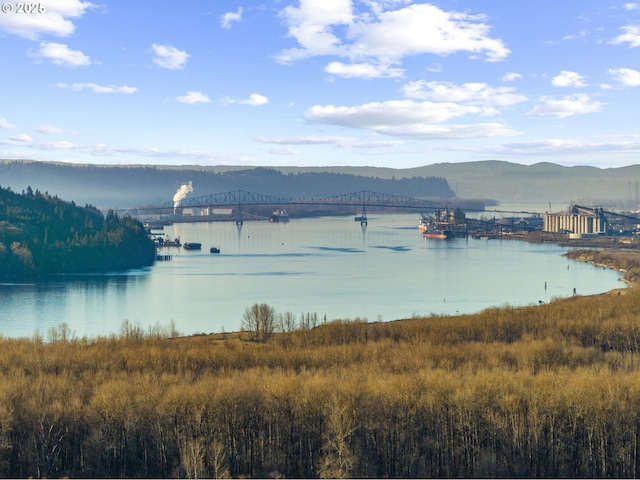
(0, 214), (625, 339)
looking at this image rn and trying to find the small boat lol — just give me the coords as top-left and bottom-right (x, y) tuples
(183, 242), (202, 250)
(210, 246), (221, 254)
(269, 210), (289, 223)
(159, 236), (181, 247)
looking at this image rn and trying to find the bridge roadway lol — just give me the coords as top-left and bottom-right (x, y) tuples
(124, 189), (569, 220)
(164, 189), (443, 211)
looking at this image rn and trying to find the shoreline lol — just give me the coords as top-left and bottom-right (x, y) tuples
(563, 248), (640, 287)
(485, 230), (640, 287)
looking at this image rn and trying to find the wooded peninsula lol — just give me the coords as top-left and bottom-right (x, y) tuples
(0, 185), (156, 280)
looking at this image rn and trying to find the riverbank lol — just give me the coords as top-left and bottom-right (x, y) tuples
(564, 248), (640, 286)
(486, 230), (640, 286)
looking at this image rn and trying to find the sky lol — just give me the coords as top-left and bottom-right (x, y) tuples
(1, 1), (640, 169)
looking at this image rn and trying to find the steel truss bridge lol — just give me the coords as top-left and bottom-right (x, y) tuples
(162, 189), (445, 225)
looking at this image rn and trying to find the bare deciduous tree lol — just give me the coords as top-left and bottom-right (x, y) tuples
(318, 396), (356, 479)
(242, 303), (277, 342)
(178, 436), (205, 479)
(278, 311), (297, 333)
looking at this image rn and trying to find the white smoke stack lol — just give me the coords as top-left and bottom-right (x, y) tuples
(173, 181), (193, 213)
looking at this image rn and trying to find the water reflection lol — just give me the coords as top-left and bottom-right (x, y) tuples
(0, 270), (149, 339)
(0, 215), (626, 339)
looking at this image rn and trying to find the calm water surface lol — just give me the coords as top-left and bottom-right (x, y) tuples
(0, 214), (625, 338)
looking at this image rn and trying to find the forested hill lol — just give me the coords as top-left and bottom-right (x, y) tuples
(0, 161), (455, 208)
(0, 185), (156, 280)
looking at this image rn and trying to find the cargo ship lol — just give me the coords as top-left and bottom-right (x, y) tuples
(421, 219), (453, 239)
(423, 228), (453, 240)
(419, 207), (466, 240)
(269, 210), (289, 223)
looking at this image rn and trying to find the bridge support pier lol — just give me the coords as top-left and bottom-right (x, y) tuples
(235, 205), (244, 226)
(359, 205), (367, 226)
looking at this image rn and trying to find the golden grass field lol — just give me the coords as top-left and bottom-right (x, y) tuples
(2, 247), (640, 478)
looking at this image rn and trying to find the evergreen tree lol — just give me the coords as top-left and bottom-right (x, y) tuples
(0, 186), (155, 279)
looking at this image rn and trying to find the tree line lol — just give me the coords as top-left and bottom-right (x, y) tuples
(241, 303), (324, 342)
(0, 160), (456, 207)
(0, 283), (637, 477)
(0, 185), (156, 279)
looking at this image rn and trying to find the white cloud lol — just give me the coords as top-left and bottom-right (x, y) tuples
(9, 133), (32, 143)
(610, 25), (640, 47)
(176, 91), (211, 104)
(609, 67), (640, 86)
(374, 123), (517, 139)
(225, 93), (269, 106)
(324, 61), (404, 78)
(257, 135), (347, 145)
(305, 99), (518, 139)
(278, 0), (353, 63)
(56, 82), (138, 94)
(277, 1), (510, 75)
(48, 141), (77, 149)
(306, 100), (480, 127)
(37, 125), (65, 134)
(243, 93), (269, 106)
(501, 72), (522, 82)
(526, 94), (603, 118)
(151, 44), (190, 70)
(221, 7), (243, 29)
(0, 118), (15, 130)
(0, 0), (94, 40)
(624, 3), (639, 11)
(552, 71), (586, 87)
(256, 135), (404, 148)
(348, 4), (509, 61)
(261, 146), (300, 155)
(402, 81), (527, 107)
(0, 137), (253, 164)
(560, 29), (590, 43)
(33, 42), (91, 67)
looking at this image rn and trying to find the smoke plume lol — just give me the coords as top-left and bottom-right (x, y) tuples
(173, 181), (193, 211)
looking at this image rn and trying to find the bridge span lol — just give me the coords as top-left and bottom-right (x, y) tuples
(162, 189), (445, 225)
(166, 189), (443, 210)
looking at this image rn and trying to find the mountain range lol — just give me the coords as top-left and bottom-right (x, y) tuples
(1, 159), (638, 211)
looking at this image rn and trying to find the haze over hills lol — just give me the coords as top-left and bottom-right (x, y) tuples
(0, 160), (454, 208)
(1, 159), (639, 210)
(276, 161), (640, 209)
(411, 161), (640, 209)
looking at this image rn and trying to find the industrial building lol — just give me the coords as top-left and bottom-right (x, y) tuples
(543, 205), (607, 236)
(181, 207), (233, 216)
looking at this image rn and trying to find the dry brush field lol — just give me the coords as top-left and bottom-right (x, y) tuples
(2, 249), (640, 478)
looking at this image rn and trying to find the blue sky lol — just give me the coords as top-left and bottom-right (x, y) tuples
(1, 1), (640, 168)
